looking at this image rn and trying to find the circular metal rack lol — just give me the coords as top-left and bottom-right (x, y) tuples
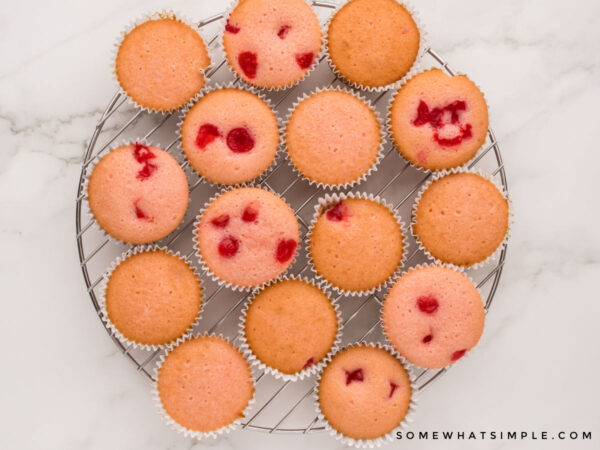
(76, 1), (508, 434)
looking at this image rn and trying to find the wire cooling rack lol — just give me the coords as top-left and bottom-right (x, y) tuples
(75, 1), (508, 434)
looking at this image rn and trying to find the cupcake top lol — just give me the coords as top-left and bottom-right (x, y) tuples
(223, 0), (321, 89)
(180, 88), (279, 185)
(105, 249), (202, 346)
(390, 69), (489, 171)
(382, 265), (485, 369)
(318, 345), (412, 440)
(309, 197), (404, 293)
(285, 90), (381, 187)
(157, 336), (254, 433)
(115, 15), (210, 111)
(195, 187), (300, 288)
(88, 143), (189, 244)
(243, 278), (338, 376)
(413, 172), (509, 266)
(327, 0), (420, 89)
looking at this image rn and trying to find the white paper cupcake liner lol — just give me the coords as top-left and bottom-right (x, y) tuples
(176, 82), (284, 188)
(323, 0), (428, 93)
(410, 168), (512, 269)
(380, 262), (486, 371)
(282, 86), (387, 190)
(192, 184), (300, 292)
(385, 68), (491, 173)
(151, 333), (256, 440)
(82, 137), (192, 247)
(219, 0), (325, 91)
(112, 10), (213, 114)
(313, 341), (419, 448)
(306, 191), (409, 297)
(99, 245), (204, 351)
(238, 275), (343, 382)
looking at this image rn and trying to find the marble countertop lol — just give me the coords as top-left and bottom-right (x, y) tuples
(1, 0), (599, 449)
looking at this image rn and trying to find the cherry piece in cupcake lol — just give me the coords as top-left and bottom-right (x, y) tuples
(223, 0), (322, 89)
(180, 88), (279, 186)
(309, 197), (405, 293)
(327, 0), (420, 89)
(243, 278), (338, 377)
(285, 90), (381, 187)
(382, 265), (485, 369)
(412, 172), (509, 266)
(389, 69), (489, 171)
(318, 345), (413, 441)
(156, 336), (254, 434)
(104, 249), (202, 347)
(115, 14), (210, 111)
(87, 143), (189, 244)
(195, 187), (299, 289)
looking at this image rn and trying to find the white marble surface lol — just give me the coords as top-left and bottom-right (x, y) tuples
(1, 0), (599, 449)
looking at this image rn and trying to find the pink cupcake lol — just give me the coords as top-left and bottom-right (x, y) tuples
(155, 335), (254, 437)
(316, 343), (416, 444)
(382, 264), (485, 369)
(223, 0), (322, 89)
(87, 142), (189, 244)
(194, 187), (300, 289)
(180, 86), (279, 185)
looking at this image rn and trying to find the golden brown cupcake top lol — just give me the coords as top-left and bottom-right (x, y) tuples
(413, 172), (509, 266)
(309, 198), (404, 292)
(116, 16), (210, 111)
(244, 279), (338, 375)
(327, 0), (420, 88)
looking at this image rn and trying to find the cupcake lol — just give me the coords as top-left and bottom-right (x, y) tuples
(326, 0), (421, 90)
(309, 194), (406, 294)
(317, 344), (414, 443)
(412, 171), (509, 267)
(382, 265), (485, 369)
(155, 335), (254, 436)
(222, 0), (321, 89)
(194, 187), (300, 289)
(87, 142), (189, 244)
(241, 277), (339, 379)
(103, 248), (202, 348)
(180, 87), (279, 185)
(389, 69), (489, 171)
(115, 13), (211, 112)
(285, 89), (382, 188)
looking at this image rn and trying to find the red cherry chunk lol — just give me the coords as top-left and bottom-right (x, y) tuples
(238, 51), (258, 78)
(218, 235), (240, 258)
(136, 162), (157, 180)
(295, 52), (314, 69)
(134, 200), (151, 221)
(422, 334), (433, 344)
(227, 127), (255, 153)
(412, 99), (472, 147)
(417, 295), (439, 314)
(326, 202), (346, 221)
(388, 381), (399, 398)
(225, 19), (240, 34)
(344, 368), (364, 385)
(196, 123), (221, 149)
(242, 206), (258, 223)
(133, 143), (155, 163)
(303, 357), (314, 369)
(133, 143), (158, 180)
(276, 239), (297, 263)
(211, 214), (230, 228)
(435, 124), (472, 147)
(451, 349), (467, 362)
(277, 25), (291, 39)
